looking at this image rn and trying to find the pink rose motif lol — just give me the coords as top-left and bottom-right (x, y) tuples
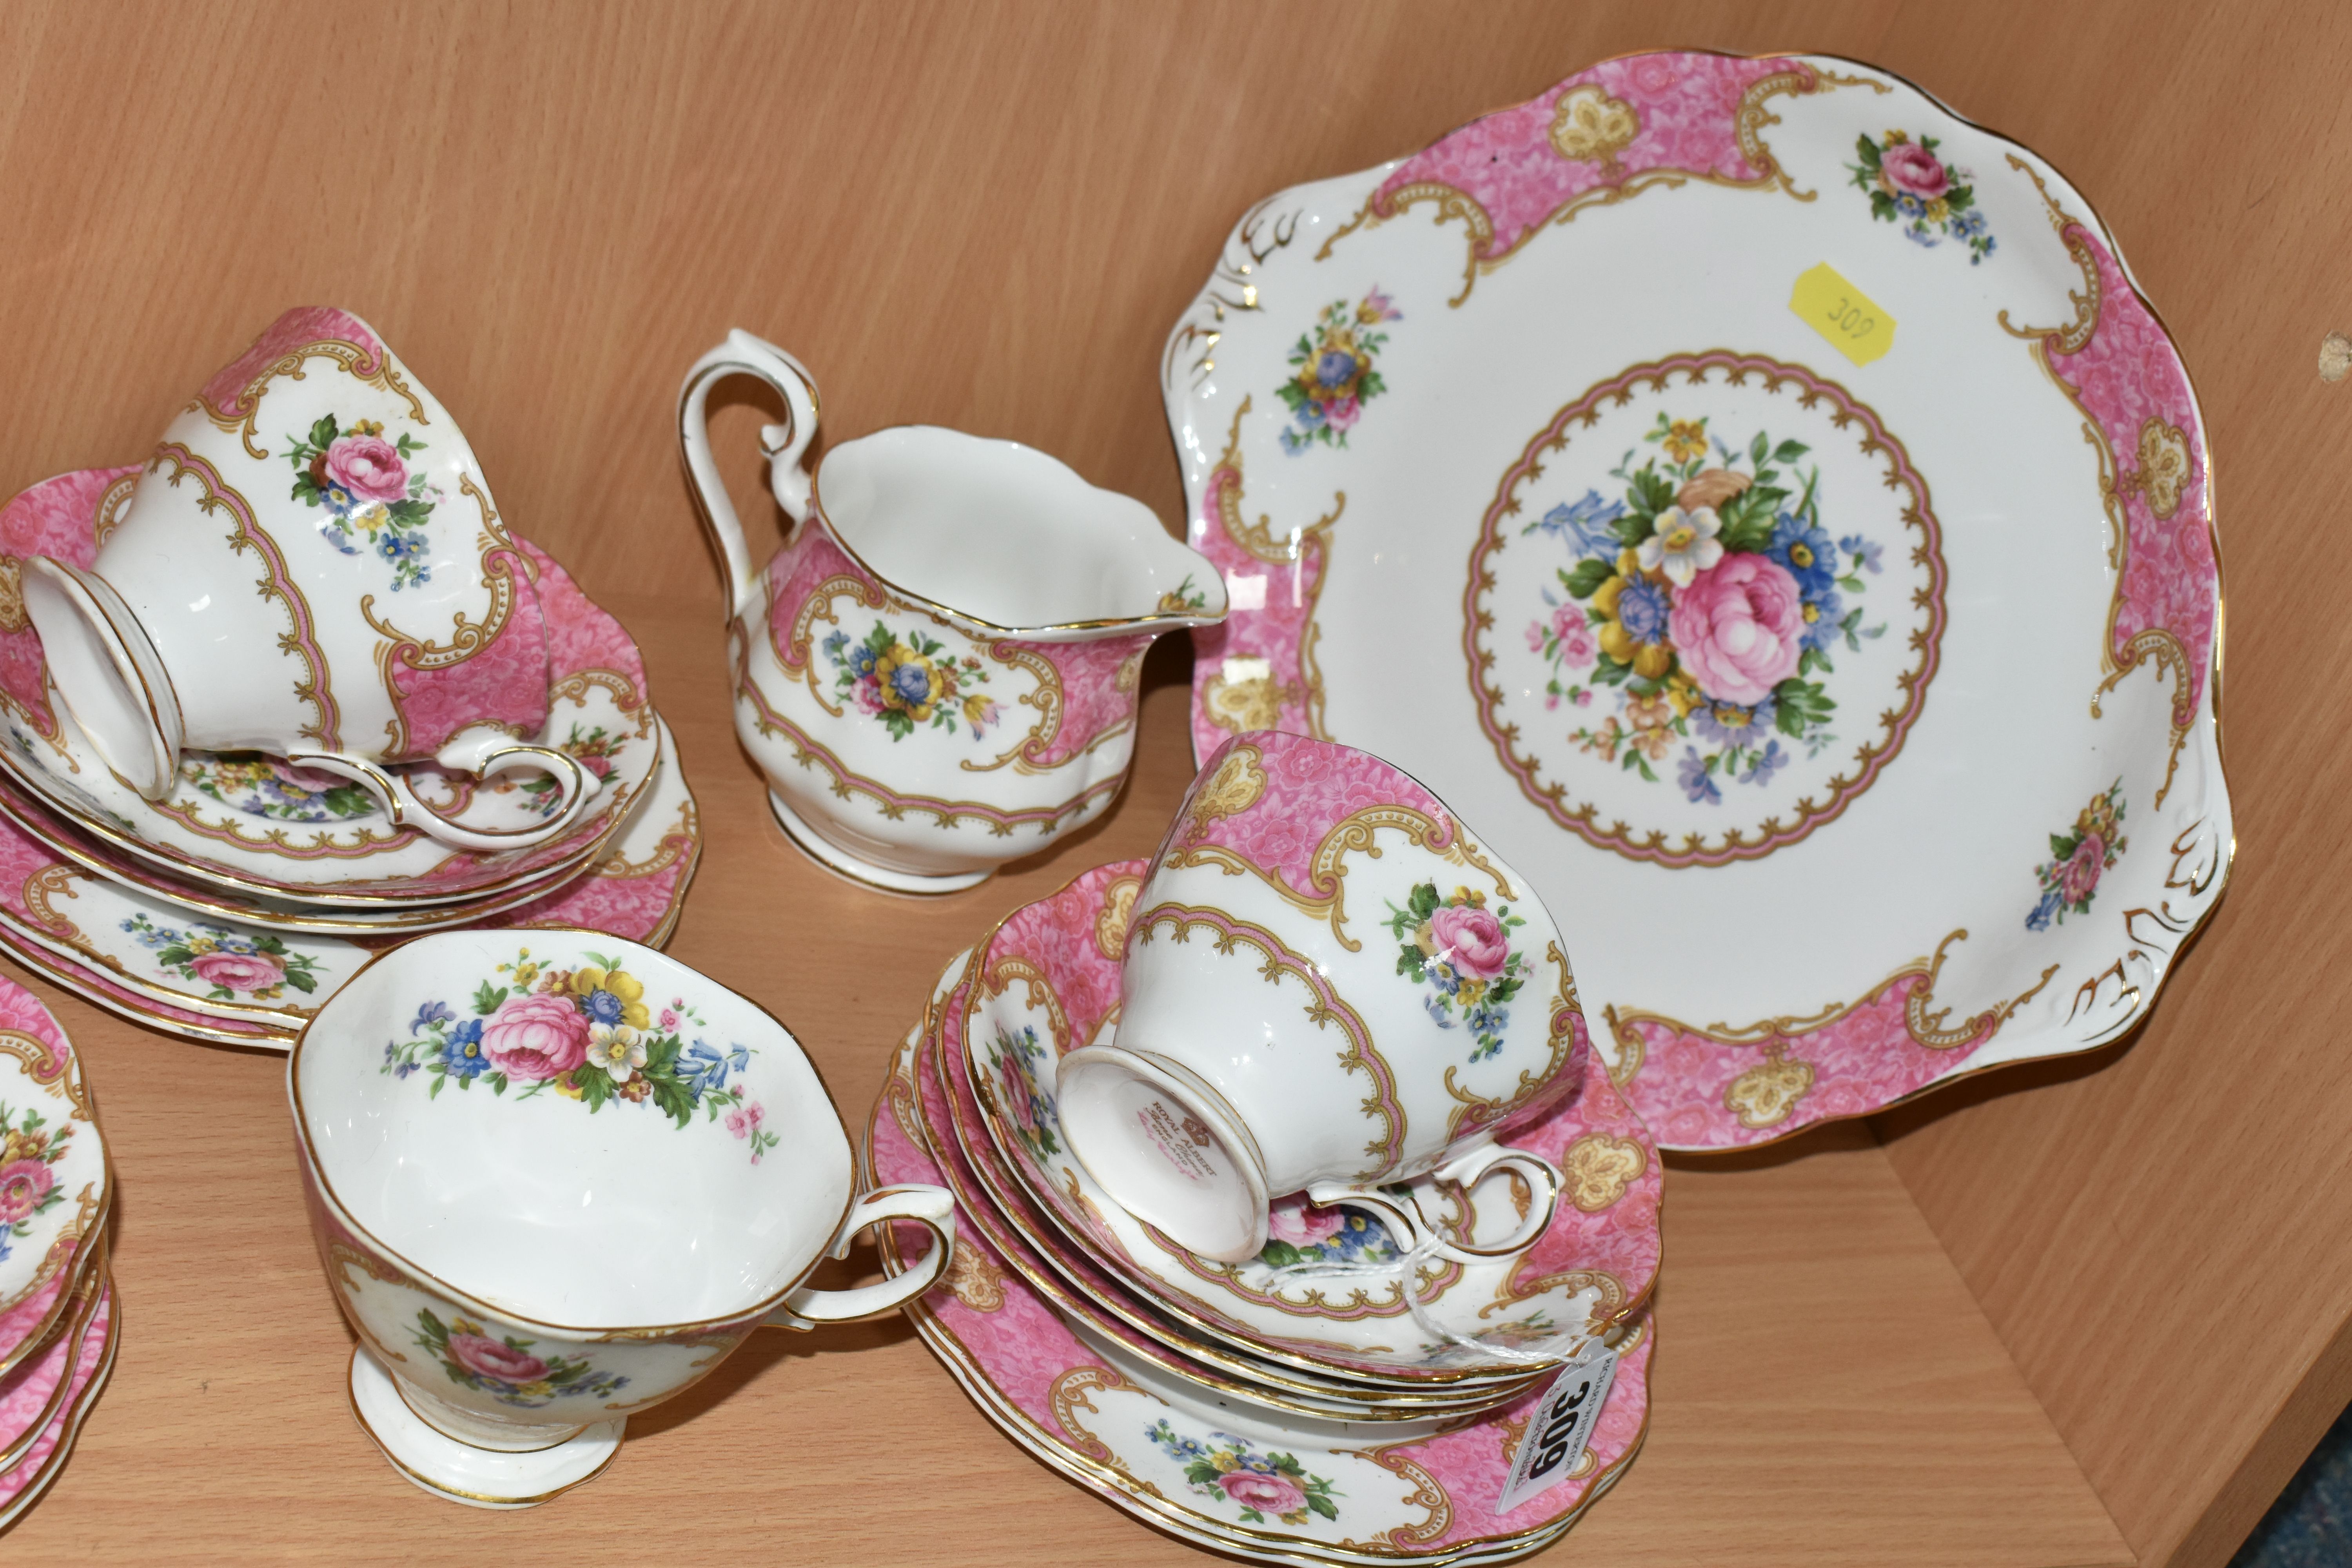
(658, 1009), (679, 1031)
(188, 949), (287, 994)
(481, 993), (590, 1082)
(0, 1158), (53, 1224)
(1322, 396), (1363, 432)
(1427, 903), (1511, 980)
(447, 1332), (550, 1386)
(1881, 142), (1951, 200)
(1549, 605), (1597, 668)
(2059, 835), (2107, 904)
(578, 753), (614, 780)
(851, 676), (886, 716)
(1267, 1194), (1347, 1248)
(1218, 1470), (1306, 1515)
(1668, 554), (1806, 706)
(322, 433), (410, 504)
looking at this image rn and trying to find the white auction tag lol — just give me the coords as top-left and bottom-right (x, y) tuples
(1494, 1344), (1620, 1516)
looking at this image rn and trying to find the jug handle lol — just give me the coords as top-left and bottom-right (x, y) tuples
(678, 329), (822, 625)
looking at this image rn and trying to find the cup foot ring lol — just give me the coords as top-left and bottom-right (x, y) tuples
(766, 790), (994, 896)
(347, 1347), (623, 1509)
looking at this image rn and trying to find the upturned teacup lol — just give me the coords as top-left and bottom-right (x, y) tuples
(290, 926), (952, 1506)
(24, 306), (601, 851)
(1058, 731), (1587, 1263)
(680, 330), (1227, 894)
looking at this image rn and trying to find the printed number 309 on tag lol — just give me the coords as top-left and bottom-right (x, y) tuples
(1790, 262), (1895, 367)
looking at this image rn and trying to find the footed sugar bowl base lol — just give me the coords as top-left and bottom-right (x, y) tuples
(765, 788), (993, 897)
(347, 1347), (621, 1509)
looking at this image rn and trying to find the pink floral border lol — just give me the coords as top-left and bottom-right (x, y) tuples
(192, 305), (388, 424)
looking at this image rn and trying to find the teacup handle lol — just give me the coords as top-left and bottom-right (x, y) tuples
(282, 744), (602, 853)
(765, 1183), (956, 1330)
(679, 328), (822, 624)
(1306, 1146), (1563, 1266)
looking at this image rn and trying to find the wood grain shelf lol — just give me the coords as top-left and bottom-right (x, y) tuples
(0, 4), (2341, 1562)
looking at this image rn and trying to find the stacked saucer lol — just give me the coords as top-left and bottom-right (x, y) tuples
(0, 312), (700, 1046)
(864, 854), (1661, 1564)
(0, 974), (117, 1531)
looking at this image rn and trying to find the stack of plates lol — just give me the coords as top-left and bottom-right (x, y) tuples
(0, 975), (115, 1530)
(0, 469), (701, 1048)
(863, 861), (1660, 1564)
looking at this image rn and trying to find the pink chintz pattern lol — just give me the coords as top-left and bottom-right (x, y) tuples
(1186, 436), (1329, 766)
(2029, 223), (2217, 729)
(0, 1281), (110, 1503)
(194, 306), (389, 425)
(379, 554), (552, 762)
(0, 468), (138, 737)
(869, 1037), (1654, 1548)
(1167, 730), (1455, 902)
(1345, 53), (1813, 283)
(1613, 966), (1996, 1149)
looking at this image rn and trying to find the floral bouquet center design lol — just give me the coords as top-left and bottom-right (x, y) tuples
(1470, 352), (1945, 866)
(1147, 1419), (1342, 1525)
(823, 620), (1002, 742)
(381, 948), (778, 1162)
(285, 414), (444, 590)
(1276, 288), (1401, 452)
(1385, 882), (1530, 1063)
(410, 1307), (625, 1409)
(0, 1099), (71, 1265)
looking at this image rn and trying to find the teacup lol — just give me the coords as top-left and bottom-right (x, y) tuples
(680, 330), (1227, 893)
(1058, 731), (1588, 1263)
(289, 926), (952, 1507)
(23, 306), (600, 852)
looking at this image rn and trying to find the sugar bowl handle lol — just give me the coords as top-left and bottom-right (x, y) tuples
(765, 1183), (956, 1330)
(678, 328), (822, 624)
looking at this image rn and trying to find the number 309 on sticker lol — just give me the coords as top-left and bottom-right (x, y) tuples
(1790, 262), (1895, 367)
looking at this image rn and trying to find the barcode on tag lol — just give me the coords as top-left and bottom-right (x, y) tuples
(1494, 1345), (1620, 1516)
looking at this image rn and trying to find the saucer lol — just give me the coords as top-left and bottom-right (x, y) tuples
(0, 1203), (108, 1385)
(0, 984), (107, 1328)
(960, 861), (1660, 1385)
(1169, 50), (2228, 1149)
(897, 996), (1524, 1421)
(0, 1269), (115, 1534)
(867, 1055), (1650, 1562)
(0, 468), (659, 906)
(0, 719), (700, 1046)
(347, 1345), (621, 1510)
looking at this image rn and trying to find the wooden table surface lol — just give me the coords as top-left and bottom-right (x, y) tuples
(0, 2), (2346, 1563)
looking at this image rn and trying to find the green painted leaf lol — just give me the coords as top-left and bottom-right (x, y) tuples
(1563, 557), (1613, 600)
(284, 969), (317, 995)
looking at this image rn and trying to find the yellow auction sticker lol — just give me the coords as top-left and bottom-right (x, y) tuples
(1790, 262), (1895, 367)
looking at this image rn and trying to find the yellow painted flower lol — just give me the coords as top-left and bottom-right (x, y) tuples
(1883, 129), (1909, 145)
(571, 966), (650, 1029)
(350, 419), (385, 437)
(1661, 419), (1709, 465)
(1926, 197), (1950, 224)
(1666, 674), (1700, 717)
(1452, 886), (1486, 909)
(349, 501), (391, 536)
(0, 1129), (46, 1164)
(1591, 566), (1675, 681)
(517, 1380), (554, 1400)
(1212, 1452), (1240, 1474)
(553, 1072), (585, 1100)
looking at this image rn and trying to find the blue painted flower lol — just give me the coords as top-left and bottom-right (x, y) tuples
(1678, 748), (1722, 805)
(1314, 349), (1359, 389)
(1690, 696), (1776, 748)
(412, 1001), (455, 1034)
(1532, 490), (1628, 559)
(1424, 994), (1457, 1029)
(377, 530), (427, 564)
(439, 1018), (489, 1079)
(582, 987), (626, 1026)
(1897, 193), (1926, 219)
(1466, 1001), (1510, 1038)
(847, 641), (878, 678)
(1740, 739), (1788, 788)
(1768, 513), (1838, 597)
(821, 630), (849, 664)
(1839, 534), (1884, 575)
(1800, 588), (1845, 652)
(383, 1041), (418, 1081)
(1614, 576), (1671, 647)
(1903, 225), (1936, 248)
(679, 1041), (750, 1096)
(2025, 890), (2060, 932)
(887, 661), (934, 709)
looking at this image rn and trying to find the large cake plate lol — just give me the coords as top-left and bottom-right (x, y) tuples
(1169, 50), (2228, 1149)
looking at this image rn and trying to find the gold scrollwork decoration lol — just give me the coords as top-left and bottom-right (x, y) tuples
(192, 338), (428, 460)
(1200, 400), (1340, 743)
(1046, 1365), (1136, 1464)
(1094, 874), (1141, 960)
(1560, 1132), (1647, 1212)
